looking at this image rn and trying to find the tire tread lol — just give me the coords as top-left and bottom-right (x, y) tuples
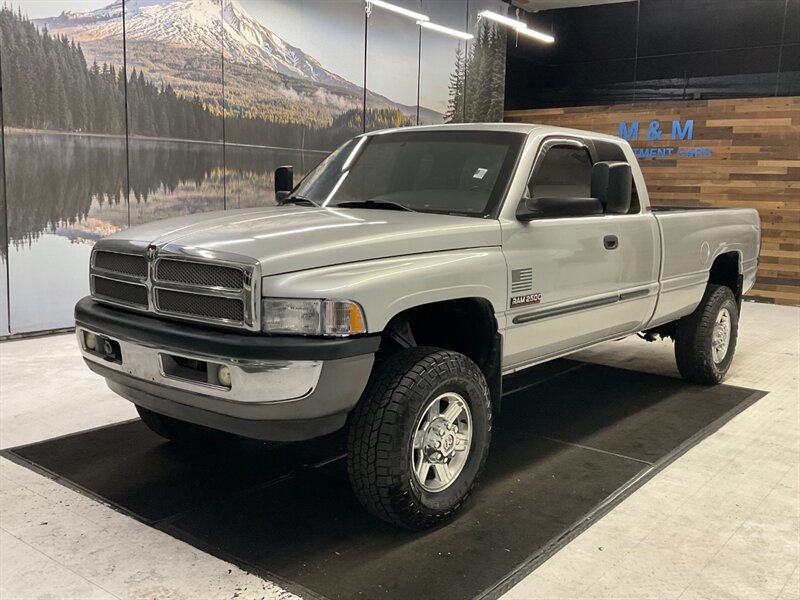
(675, 284), (738, 384)
(347, 347), (490, 530)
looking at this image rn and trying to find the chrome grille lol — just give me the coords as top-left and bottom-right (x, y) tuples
(94, 251), (148, 278)
(155, 259), (244, 290)
(92, 276), (148, 307)
(89, 246), (258, 330)
(155, 289), (245, 323)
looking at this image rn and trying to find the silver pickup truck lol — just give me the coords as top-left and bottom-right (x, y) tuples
(76, 123), (760, 529)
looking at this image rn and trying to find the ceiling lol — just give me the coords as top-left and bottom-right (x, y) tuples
(509, 0), (633, 12)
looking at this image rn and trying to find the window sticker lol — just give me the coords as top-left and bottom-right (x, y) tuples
(473, 168), (488, 179)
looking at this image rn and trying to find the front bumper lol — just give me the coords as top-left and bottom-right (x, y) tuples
(75, 297), (379, 441)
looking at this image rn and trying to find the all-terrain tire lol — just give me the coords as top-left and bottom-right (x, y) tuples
(347, 347), (491, 530)
(675, 284), (739, 384)
(136, 405), (215, 445)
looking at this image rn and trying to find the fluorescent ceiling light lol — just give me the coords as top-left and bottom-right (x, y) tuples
(367, 0), (429, 22)
(417, 20), (474, 40)
(518, 27), (555, 44)
(478, 10), (555, 44)
(478, 10), (526, 29)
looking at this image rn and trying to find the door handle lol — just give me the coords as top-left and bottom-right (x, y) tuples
(603, 235), (619, 250)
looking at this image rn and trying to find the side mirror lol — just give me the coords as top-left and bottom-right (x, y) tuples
(516, 196), (604, 221)
(590, 161), (632, 214)
(274, 165), (294, 203)
(516, 160), (633, 221)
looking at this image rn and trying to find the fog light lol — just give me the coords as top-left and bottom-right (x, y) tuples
(84, 331), (97, 350)
(218, 365), (232, 388)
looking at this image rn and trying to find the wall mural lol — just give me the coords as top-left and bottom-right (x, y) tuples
(0, 103), (7, 335)
(1, 2), (129, 333)
(0, 0), (508, 334)
(446, 0), (507, 123)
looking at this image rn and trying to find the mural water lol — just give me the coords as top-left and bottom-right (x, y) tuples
(3, 131), (317, 331)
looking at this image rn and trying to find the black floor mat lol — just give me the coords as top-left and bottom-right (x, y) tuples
(4, 360), (764, 600)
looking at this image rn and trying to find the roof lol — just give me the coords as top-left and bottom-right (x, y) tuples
(366, 122), (626, 145)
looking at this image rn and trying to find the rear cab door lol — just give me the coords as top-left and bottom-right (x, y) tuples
(594, 139), (661, 337)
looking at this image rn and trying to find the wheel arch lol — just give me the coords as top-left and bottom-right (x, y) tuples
(709, 250), (743, 305)
(379, 297), (502, 405)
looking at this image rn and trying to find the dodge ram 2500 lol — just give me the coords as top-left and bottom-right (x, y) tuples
(76, 123), (760, 529)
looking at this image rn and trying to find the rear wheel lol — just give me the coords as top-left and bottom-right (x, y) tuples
(347, 347), (491, 530)
(136, 405), (215, 445)
(675, 284), (739, 384)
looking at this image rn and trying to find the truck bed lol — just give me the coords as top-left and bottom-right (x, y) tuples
(648, 207), (760, 326)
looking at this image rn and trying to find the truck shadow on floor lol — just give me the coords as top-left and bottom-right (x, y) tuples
(6, 359), (763, 600)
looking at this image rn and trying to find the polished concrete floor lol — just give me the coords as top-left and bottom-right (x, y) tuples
(0, 301), (798, 600)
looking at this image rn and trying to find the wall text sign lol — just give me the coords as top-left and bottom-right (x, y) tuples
(617, 119), (712, 158)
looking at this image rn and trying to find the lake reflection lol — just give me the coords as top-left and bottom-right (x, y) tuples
(3, 131), (322, 333)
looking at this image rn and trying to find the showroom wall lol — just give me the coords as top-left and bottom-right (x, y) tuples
(505, 0), (799, 306)
(0, 0), (508, 335)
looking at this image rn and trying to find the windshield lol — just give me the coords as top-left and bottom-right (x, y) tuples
(291, 130), (525, 218)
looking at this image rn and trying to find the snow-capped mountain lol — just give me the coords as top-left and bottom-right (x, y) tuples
(34, 0), (356, 90)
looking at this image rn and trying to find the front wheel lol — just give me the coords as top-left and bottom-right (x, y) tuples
(675, 284), (739, 384)
(347, 347), (491, 530)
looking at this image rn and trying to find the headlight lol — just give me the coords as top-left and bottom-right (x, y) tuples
(261, 299), (366, 336)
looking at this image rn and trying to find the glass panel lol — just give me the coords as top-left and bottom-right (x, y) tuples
(0, 115), (7, 335)
(1, 1), (128, 332)
(222, 145), (319, 211)
(365, 0), (423, 131)
(777, 43), (800, 96)
(223, 0), (365, 207)
(465, 0), (508, 122)
(126, 0), (225, 224)
(420, 0), (469, 125)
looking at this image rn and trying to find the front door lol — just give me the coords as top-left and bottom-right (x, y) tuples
(501, 139), (625, 370)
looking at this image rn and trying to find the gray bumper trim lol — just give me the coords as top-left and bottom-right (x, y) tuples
(87, 353), (374, 441)
(110, 380), (349, 442)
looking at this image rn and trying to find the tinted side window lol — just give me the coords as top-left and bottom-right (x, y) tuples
(628, 179), (641, 213)
(530, 146), (593, 199)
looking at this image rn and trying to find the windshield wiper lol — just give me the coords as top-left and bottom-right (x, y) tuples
(280, 195), (317, 207)
(332, 200), (415, 212)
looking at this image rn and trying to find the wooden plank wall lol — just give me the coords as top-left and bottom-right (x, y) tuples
(505, 96), (800, 306)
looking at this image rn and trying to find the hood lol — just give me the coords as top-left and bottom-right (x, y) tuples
(110, 206), (502, 275)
